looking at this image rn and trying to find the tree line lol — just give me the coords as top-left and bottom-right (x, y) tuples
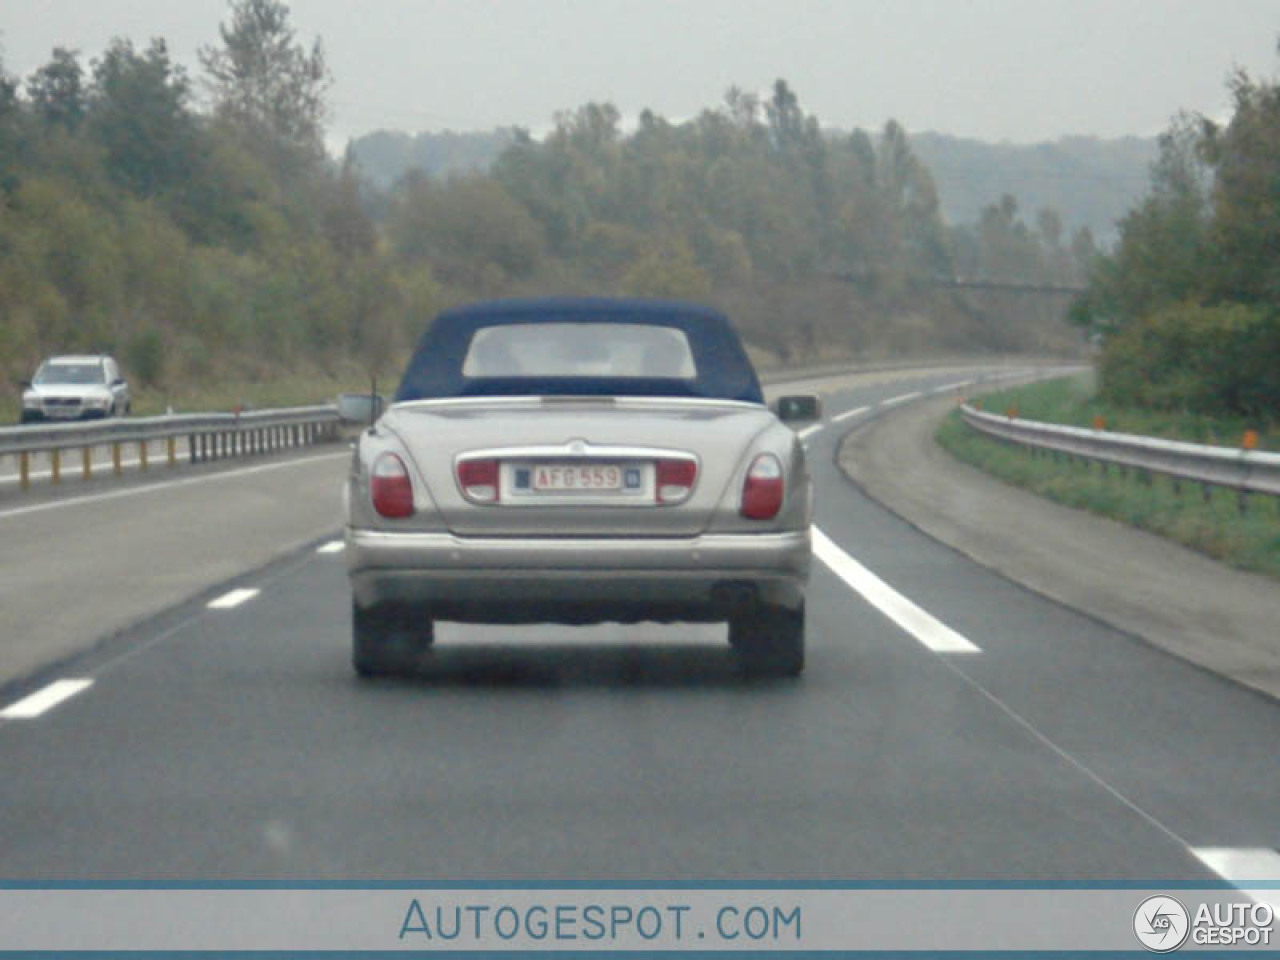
(1072, 47), (1280, 421)
(354, 128), (1156, 247)
(1, 0), (1090, 395)
(0, 0), (411, 391)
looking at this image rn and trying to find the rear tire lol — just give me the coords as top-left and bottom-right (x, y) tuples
(729, 602), (805, 677)
(352, 602), (434, 677)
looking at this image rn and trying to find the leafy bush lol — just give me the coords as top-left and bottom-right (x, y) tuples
(620, 239), (713, 300)
(1099, 302), (1279, 420)
(1073, 55), (1280, 429)
(126, 327), (165, 386)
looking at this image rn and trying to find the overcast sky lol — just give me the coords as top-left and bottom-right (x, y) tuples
(2, 0), (1278, 146)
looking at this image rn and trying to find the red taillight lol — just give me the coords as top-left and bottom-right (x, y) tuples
(371, 453), (414, 518)
(741, 453), (784, 519)
(457, 457), (499, 502)
(656, 457), (697, 503)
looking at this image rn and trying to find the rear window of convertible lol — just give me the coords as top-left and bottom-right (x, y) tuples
(462, 323), (697, 380)
(393, 302), (765, 404)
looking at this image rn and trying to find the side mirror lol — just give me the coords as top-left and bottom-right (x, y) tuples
(773, 394), (821, 425)
(18, 379), (31, 390)
(112, 378), (126, 387)
(337, 392), (386, 424)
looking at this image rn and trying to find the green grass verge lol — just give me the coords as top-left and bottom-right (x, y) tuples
(938, 376), (1280, 579)
(127, 368), (399, 418)
(966, 371), (1279, 452)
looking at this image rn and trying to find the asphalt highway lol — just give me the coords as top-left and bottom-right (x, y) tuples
(1, 368), (1277, 889)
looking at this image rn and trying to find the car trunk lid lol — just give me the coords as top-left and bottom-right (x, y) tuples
(383, 397), (773, 537)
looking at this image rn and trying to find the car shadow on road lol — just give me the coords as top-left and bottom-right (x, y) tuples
(353, 643), (801, 690)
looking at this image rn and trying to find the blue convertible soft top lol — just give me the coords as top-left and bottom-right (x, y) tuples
(394, 298), (764, 404)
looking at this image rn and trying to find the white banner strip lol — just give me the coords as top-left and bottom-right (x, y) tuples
(0, 888), (1276, 952)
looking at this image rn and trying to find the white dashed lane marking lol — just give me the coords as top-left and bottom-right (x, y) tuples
(797, 424), (823, 439)
(316, 541), (345, 554)
(812, 526), (981, 653)
(207, 588), (260, 610)
(832, 405), (870, 423)
(882, 390), (922, 407)
(1, 679), (94, 719)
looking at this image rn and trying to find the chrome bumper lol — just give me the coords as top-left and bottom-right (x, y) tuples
(346, 528), (810, 616)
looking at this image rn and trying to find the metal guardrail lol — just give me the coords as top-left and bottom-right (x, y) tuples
(0, 406), (342, 491)
(961, 405), (1280, 498)
(0, 360), (1072, 494)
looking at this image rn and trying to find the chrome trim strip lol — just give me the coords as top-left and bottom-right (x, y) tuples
(392, 396), (765, 413)
(455, 443), (697, 462)
(350, 529), (808, 550)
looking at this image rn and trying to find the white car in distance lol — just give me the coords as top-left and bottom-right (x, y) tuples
(19, 355), (132, 424)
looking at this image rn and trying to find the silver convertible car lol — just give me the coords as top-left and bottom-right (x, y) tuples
(344, 298), (818, 677)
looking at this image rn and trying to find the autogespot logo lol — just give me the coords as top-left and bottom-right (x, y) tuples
(1134, 895), (1191, 953)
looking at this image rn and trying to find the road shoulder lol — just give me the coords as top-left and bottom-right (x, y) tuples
(838, 394), (1280, 700)
(0, 450), (348, 690)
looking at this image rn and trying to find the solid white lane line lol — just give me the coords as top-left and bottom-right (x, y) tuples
(812, 526), (981, 653)
(816, 523), (1274, 883)
(1, 679), (94, 719)
(832, 405), (871, 423)
(1192, 846), (1280, 878)
(797, 424), (823, 439)
(1192, 848), (1280, 909)
(207, 588), (260, 610)
(814, 511), (1266, 884)
(316, 540), (345, 554)
(0, 451), (349, 523)
(932, 380), (974, 394)
(882, 390), (923, 407)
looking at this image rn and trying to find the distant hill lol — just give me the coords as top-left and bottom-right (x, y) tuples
(348, 128), (517, 188)
(349, 126), (1157, 244)
(909, 132), (1157, 244)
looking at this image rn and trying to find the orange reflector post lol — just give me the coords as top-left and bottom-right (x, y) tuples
(1006, 406), (1019, 420)
(1092, 415), (1106, 430)
(1242, 430), (1259, 451)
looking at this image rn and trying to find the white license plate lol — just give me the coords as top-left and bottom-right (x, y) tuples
(502, 462), (651, 501)
(532, 463), (624, 491)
